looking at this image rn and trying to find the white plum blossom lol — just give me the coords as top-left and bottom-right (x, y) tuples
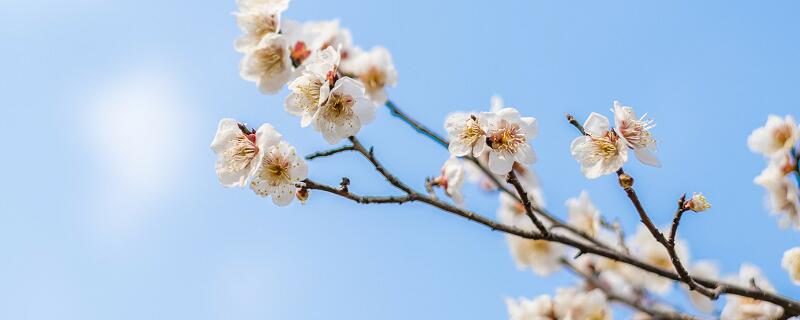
(233, 0), (288, 52)
(628, 226), (690, 294)
(553, 288), (612, 320)
(505, 235), (563, 276)
(754, 156), (800, 229)
(312, 76), (374, 143)
(505, 295), (555, 320)
(497, 193), (562, 276)
(721, 264), (783, 320)
(612, 100), (661, 167)
(445, 112), (488, 157)
(349, 46), (397, 105)
(685, 260), (719, 313)
(782, 247), (800, 285)
(483, 108), (538, 175)
(434, 156), (465, 205)
(566, 190), (601, 238)
(250, 135), (308, 206)
(285, 46), (340, 127)
(285, 47), (375, 144)
(748, 115), (799, 158)
(211, 119), (280, 187)
(240, 33), (293, 94)
(570, 112), (628, 179)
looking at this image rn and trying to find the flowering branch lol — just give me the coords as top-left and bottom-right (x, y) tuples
(304, 131), (800, 316)
(387, 101), (611, 250)
(217, 3), (800, 316)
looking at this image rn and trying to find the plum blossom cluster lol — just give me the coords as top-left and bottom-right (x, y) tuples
(212, 1), (800, 319)
(211, 119), (307, 205)
(570, 101), (660, 179)
(748, 115), (800, 230)
(214, 0), (399, 206)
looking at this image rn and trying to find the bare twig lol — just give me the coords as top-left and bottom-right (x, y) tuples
(385, 100), (449, 148)
(305, 145), (356, 160)
(566, 114), (587, 136)
(507, 170), (549, 236)
(560, 258), (696, 320)
(615, 169), (717, 298)
(348, 136), (416, 195)
(302, 179), (418, 204)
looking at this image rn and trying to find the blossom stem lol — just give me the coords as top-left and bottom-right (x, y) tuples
(566, 114), (587, 136)
(507, 171), (550, 236)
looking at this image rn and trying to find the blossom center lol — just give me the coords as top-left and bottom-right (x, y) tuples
(589, 134), (620, 161)
(360, 67), (386, 92)
(459, 117), (485, 147)
(255, 44), (285, 76)
(487, 122), (525, 153)
(773, 124), (794, 148)
(321, 92), (355, 120)
(618, 115), (655, 148)
(259, 154), (292, 185)
(254, 14), (278, 38)
(223, 135), (259, 173)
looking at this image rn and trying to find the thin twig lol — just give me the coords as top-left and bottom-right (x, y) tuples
(507, 170), (549, 236)
(305, 145), (356, 160)
(616, 169), (716, 298)
(302, 179), (418, 204)
(566, 114), (587, 136)
(385, 100), (449, 147)
(348, 136), (416, 195)
(560, 258), (696, 320)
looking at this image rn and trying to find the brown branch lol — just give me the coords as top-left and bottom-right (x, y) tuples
(507, 170), (549, 236)
(615, 169), (717, 299)
(305, 145), (356, 160)
(385, 99), (449, 148)
(668, 194), (687, 246)
(353, 103), (800, 315)
(348, 136), (416, 195)
(566, 114), (587, 136)
(308, 173), (800, 314)
(302, 179), (418, 204)
(560, 258), (696, 320)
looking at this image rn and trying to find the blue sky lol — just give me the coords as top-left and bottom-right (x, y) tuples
(1, 0), (799, 319)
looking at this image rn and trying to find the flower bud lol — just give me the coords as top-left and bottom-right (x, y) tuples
(686, 192), (711, 212)
(296, 187), (309, 204)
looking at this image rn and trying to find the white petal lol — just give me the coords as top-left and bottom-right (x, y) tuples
(634, 148), (662, 168)
(271, 183), (295, 206)
(255, 123), (282, 150)
(583, 112), (610, 136)
(514, 143), (537, 164)
(488, 151), (514, 175)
